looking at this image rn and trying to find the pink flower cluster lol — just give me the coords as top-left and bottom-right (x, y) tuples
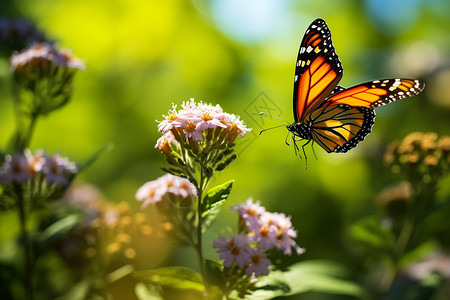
(0, 151), (77, 185)
(155, 99), (251, 151)
(214, 199), (304, 277)
(11, 43), (85, 71)
(135, 174), (197, 209)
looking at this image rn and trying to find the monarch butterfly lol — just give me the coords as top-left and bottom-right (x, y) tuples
(261, 18), (425, 164)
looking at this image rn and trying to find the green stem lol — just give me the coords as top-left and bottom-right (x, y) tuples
(19, 113), (38, 152)
(380, 210), (415, 295)
(15, 183), (35, 300)
(196, 166), (206, 285)
(195, 164), (212, 295)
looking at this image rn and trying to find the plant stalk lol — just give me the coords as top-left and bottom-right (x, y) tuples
(15, 183), (35, 300)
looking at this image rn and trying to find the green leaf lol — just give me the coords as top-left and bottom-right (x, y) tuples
(77, 143), (114, 173)
(348, 216), (389, 249)
(135, 282), (163, 300)
(201, 180), (234, 232)
(39, 214), (83, 244)
(399, 241), (439, 267)
(133, 266), (204, 292)
(54, 280), (90, 300)
(202, 180), (234, 212)
(204, 259), (223, 287)
(253, 260), (368, 299)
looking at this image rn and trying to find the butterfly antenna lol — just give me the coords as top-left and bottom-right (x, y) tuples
(259, 112), (290, 124)
(259, 124), (288, 135)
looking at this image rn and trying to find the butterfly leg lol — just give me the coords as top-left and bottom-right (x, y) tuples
(292, 136), (302, 159)
(301, 140), (311, 169)
(285, 131), (292, 146)
(310, 140), (318, 160)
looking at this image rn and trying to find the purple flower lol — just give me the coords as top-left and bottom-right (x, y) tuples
(260, 212), (305, 255)
(245, 248), (272, 276)
(0, 154), (31, 183)
(213, 233), (252, 268)
(42, 154), (77, 185)
(231, 198), (266, 228)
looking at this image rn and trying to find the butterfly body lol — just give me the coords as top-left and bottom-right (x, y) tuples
(289, 18), (425, 155)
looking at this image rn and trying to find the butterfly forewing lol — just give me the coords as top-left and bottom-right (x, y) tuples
(293, 18), (343, 123)
(286, 18), (425, 158)
(307, 105), (376, 153)
(325, 79), (425, 108)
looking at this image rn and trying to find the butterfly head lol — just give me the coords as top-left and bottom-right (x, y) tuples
(287, 122), (311, 140)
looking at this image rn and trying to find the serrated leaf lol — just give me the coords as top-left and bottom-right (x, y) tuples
(201, 180), (233, 232)
(133, 267), (204, 292)
(202, 180), (233, 212)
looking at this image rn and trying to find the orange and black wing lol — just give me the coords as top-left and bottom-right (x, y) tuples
(293, 19), (343, 123)
(306, 104), (376, 153)
(324, 79), (425, 108)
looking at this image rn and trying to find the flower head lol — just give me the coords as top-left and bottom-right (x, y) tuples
(11, 43), (85, 117)
(11, 42), (85, 71)
(157, 98), (250, 144)
(245, 248), (272, 276)
(136, 174), (197, 209)
(231, 198), (266, 229)
(213, 233), (252, 268)
(42, 154), (77, 185)
(155, 99), (251, 174)
(0, 153), (31, 183)
(384, 132), (449, 181)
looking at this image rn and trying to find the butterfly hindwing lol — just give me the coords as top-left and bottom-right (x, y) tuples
(307, 104), (376, 153)
(286, 18), (425, 158)
(293, 19), (343, 123)
(324, 79), (425, 108)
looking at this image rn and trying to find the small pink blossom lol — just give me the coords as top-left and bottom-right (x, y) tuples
(231, 198), (265, 228)
(156, 98), (251, 144)
(136, 174), (197, 209)
(213, 233), (252, 268)
(135, 181), (165, 209)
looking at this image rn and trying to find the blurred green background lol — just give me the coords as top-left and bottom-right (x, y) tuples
(1, 0), (449, 299)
